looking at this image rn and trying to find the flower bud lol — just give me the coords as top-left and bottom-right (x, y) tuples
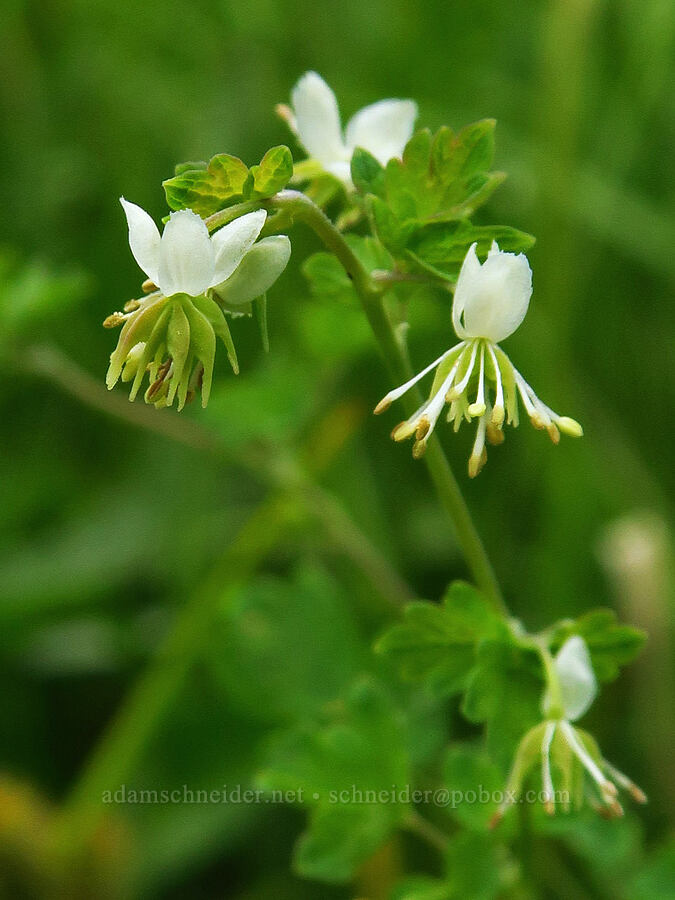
(211, 236), (291, 311)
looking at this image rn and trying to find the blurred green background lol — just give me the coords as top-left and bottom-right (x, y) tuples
(0, 0), (673, 896)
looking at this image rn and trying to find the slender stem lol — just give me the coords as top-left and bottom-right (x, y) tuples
(536, 642), (565, 719)
(402, 810), (451, 855)
(268, 191), (505, 614)
(50, 494), (300, 859)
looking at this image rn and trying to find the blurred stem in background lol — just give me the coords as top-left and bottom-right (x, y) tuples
(263, 190), (506, 615)
(21, 343), (413, 863)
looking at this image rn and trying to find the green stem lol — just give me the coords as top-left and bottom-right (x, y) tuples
(537, 642), (565, 719)
(50, 493), (301, 859)
(268, 190), (505, 614)
(402, 810), (451, 855)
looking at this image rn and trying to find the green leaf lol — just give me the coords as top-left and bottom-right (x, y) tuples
(462, 631), (543, 768)
(256, 677), (410, 883)
(302, 252), (355, 305)
(302, 235), (393, 306)
(551, 608), (647, 682)
(392, 876), (454, 900)
(383, 123), (506, 224)
(443, 744), (506, 831)
(444, 832), (502, 900)
(163, 153), (252, 216)
(350, 147), (386, 198)
(250, 145), (293, 197)
(408, 221), (536, 280)
(392, 833), (502, 900)
(173, 159), (207, 176)
(368, 196), (416, 255)
(375, 581), (501, 697)
(208, 566), (364, 724)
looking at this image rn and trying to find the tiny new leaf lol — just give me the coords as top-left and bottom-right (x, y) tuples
(164, 146), (294, 217)
(249, 145), (294, 198)
(375, 581), (501, 698)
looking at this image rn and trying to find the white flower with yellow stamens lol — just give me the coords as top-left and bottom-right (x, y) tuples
(375, 241), (583, 476)
(491, 637), (646, 826)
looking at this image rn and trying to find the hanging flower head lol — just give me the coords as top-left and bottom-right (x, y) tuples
(491, 637), (646, 826)
(104, 200), (290, 409)
(279, 71), (417, 187)
(375, 242), (583, 476)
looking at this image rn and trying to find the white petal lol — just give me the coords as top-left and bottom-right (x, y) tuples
(452, 242), (482, 339)
(459, 244), (532, 343)
(345, 99), (418, 165)
(555, 636), (597, 721)
(120, 197), (161, 284)
(210, 209), (267, 286)
(157, 210), (215, 297)
(291, 71), (347, 166)
(213, 235), (291, 306)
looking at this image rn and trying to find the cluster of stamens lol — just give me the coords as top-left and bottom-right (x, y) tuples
(375, 337), (582, 477)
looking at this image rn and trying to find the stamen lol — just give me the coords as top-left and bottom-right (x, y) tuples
(124, 298), (142, 313)
(602, 760), (647, 803)
(142, 279), (159, 293)
(557, 416), (584, 438)
(447, 340), (479, 401)
(412, 359), (465, 453)
(103, 312), (127, 328)
(374, 342), (465, 414)
(487, 343), (505, 426)
(541, 722), (557, 815)
(468, 343), (487, 418)
(468, 414), (487, 478)
(561, 722), (618, 805)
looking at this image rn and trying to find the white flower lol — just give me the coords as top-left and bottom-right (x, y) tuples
(282, 71), (417, 186)
(492, 636), (646, 825)
(120, 198), (267, 298)
(375, 241), (582, 477)
(105, 200), (289, 410)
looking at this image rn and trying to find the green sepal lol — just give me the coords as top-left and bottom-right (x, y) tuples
(249, 145), (293, 197)
(182, 300), (217, 407)
(128, 303), (172, 402)
(192, 294), (239, 374)
(106, 295), (168, 388)
(165, 300), (191, 404)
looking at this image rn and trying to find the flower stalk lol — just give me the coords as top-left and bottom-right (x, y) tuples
(266, 190), (505, 614)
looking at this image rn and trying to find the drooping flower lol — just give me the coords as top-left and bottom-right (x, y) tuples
(105, 200), (290, 409)
(491, 637), (646, 825)
(279, 71), (417, 187)
(375, 241), (583, 476)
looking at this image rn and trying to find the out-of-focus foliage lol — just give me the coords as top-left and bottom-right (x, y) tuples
(0, 0), (673, 897)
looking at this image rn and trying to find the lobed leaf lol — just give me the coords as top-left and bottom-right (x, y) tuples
(375, 581), (501, 698)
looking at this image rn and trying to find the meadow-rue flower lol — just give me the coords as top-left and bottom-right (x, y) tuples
(104, 200), (288, 409)
(375, 241), (583, 476)
(279, 71), (417, 187)
(491, 637), (646, 826)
